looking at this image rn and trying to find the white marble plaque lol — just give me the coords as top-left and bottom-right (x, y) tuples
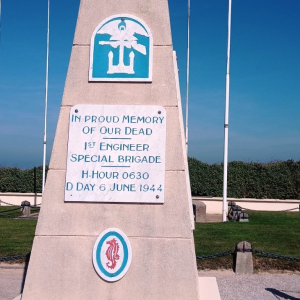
(65, 105), (166, 203)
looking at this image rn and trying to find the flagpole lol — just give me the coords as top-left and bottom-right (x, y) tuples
(185, 0), (191, 152)
(42, 0), (50, 194)
(222, 0), (232, 222)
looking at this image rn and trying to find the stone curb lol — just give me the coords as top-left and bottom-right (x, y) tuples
(0, 263), (26, 270)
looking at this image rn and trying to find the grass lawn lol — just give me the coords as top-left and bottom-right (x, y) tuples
(194, 211), (300, 256)
(0, 206), (37, 256)
(0, 208), (299, 270)
(194, 211), (300, 270)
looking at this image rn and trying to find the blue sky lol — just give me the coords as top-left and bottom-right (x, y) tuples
(0, 0), (299, 168)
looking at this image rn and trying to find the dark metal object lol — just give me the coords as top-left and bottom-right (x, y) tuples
(196, 250), (232, 260)
(0, 254), (28, 262)
(254, 250), (300, 262)
(239, 206), (299, 212)
(236, 241), (252, 253)
(21, 201), (31, 207)
(0, 200), (21, 206)
(227, 204), (242, 221)
(0, 199), (39, 219)
(0, 205), (40, 218)
(0, 213), (25, 218)
(0, 207), (20, 214)
(238, 212), (249, 222)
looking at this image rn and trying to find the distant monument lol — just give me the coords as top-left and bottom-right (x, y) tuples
(21, 0), (199, 299)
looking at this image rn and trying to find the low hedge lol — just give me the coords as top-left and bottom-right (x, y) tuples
(0, 166), (48, 193)
(188, 158), (300, 199)
(0, 160), (299, 199)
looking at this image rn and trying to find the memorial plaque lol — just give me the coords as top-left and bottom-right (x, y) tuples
(65, 104), (166, 203)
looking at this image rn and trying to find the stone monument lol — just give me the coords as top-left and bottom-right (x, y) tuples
(21, 0), (200, 299)
(235, 241), (254, 274)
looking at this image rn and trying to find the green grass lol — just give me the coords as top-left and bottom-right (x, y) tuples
(0, 219), (37, 256)
(194, 211), (300, 257)
(0, 209), (299, 270)
(194, 211), (300, 270)
(0, 206), (37, 256)
(0, 206), (23, 217)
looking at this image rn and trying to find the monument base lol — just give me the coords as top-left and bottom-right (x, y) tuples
(19, 276), (223, 300)
(22, 236), (199, 300)
(198, 277), (221, 300)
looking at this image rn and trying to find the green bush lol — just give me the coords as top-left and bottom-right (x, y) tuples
(0, 166), (48, 193)
(188, 158), (300, 199)
(1, 160), (299, 200)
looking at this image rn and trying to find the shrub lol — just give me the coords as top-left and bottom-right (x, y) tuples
(188, 158), (300, 199)
(1, 160), (299, 200)
(0, 166), (48, 193)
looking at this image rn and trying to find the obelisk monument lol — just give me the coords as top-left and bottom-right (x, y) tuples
(21, 0), (200, 299)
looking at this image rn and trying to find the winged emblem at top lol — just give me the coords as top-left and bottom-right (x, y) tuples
(97, 18), (149, 74)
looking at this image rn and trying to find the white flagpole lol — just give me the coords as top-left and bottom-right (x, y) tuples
(222, 0), (232, 222)
(185, 0), (191, 152)
(42, 0), (50, 194)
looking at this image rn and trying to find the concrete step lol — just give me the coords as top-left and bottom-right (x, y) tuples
(198, 277), (221, 300)
(12, 278), (222, 300)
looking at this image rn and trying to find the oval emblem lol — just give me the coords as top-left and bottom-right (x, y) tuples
(93, 228), (132, 282)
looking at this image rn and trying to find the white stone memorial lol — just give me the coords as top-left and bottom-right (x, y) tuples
(21, 1), (200, 299)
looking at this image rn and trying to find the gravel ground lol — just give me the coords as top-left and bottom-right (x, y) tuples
(1, 264), (299, 300)
(199, 270), (300, 300)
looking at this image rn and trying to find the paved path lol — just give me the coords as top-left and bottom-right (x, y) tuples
(1, 264), (300, 300)
(0, 264), (26, 300)
(199, 270), (300, 300)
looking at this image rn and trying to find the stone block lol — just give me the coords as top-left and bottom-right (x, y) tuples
(21, 201), (31, 217)
(192, 201), (206, 223)
(62, 46), (178, 107)
(22, 206), (31, 217)
(235, 241), (253, 275)
(48, 106), (70, 170)
(73, 0), (172, 46)
(36, 169), (192, 238)
(22, 236), (199, 300)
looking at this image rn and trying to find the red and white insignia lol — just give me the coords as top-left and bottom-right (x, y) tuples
(93, 228), (132, 282)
